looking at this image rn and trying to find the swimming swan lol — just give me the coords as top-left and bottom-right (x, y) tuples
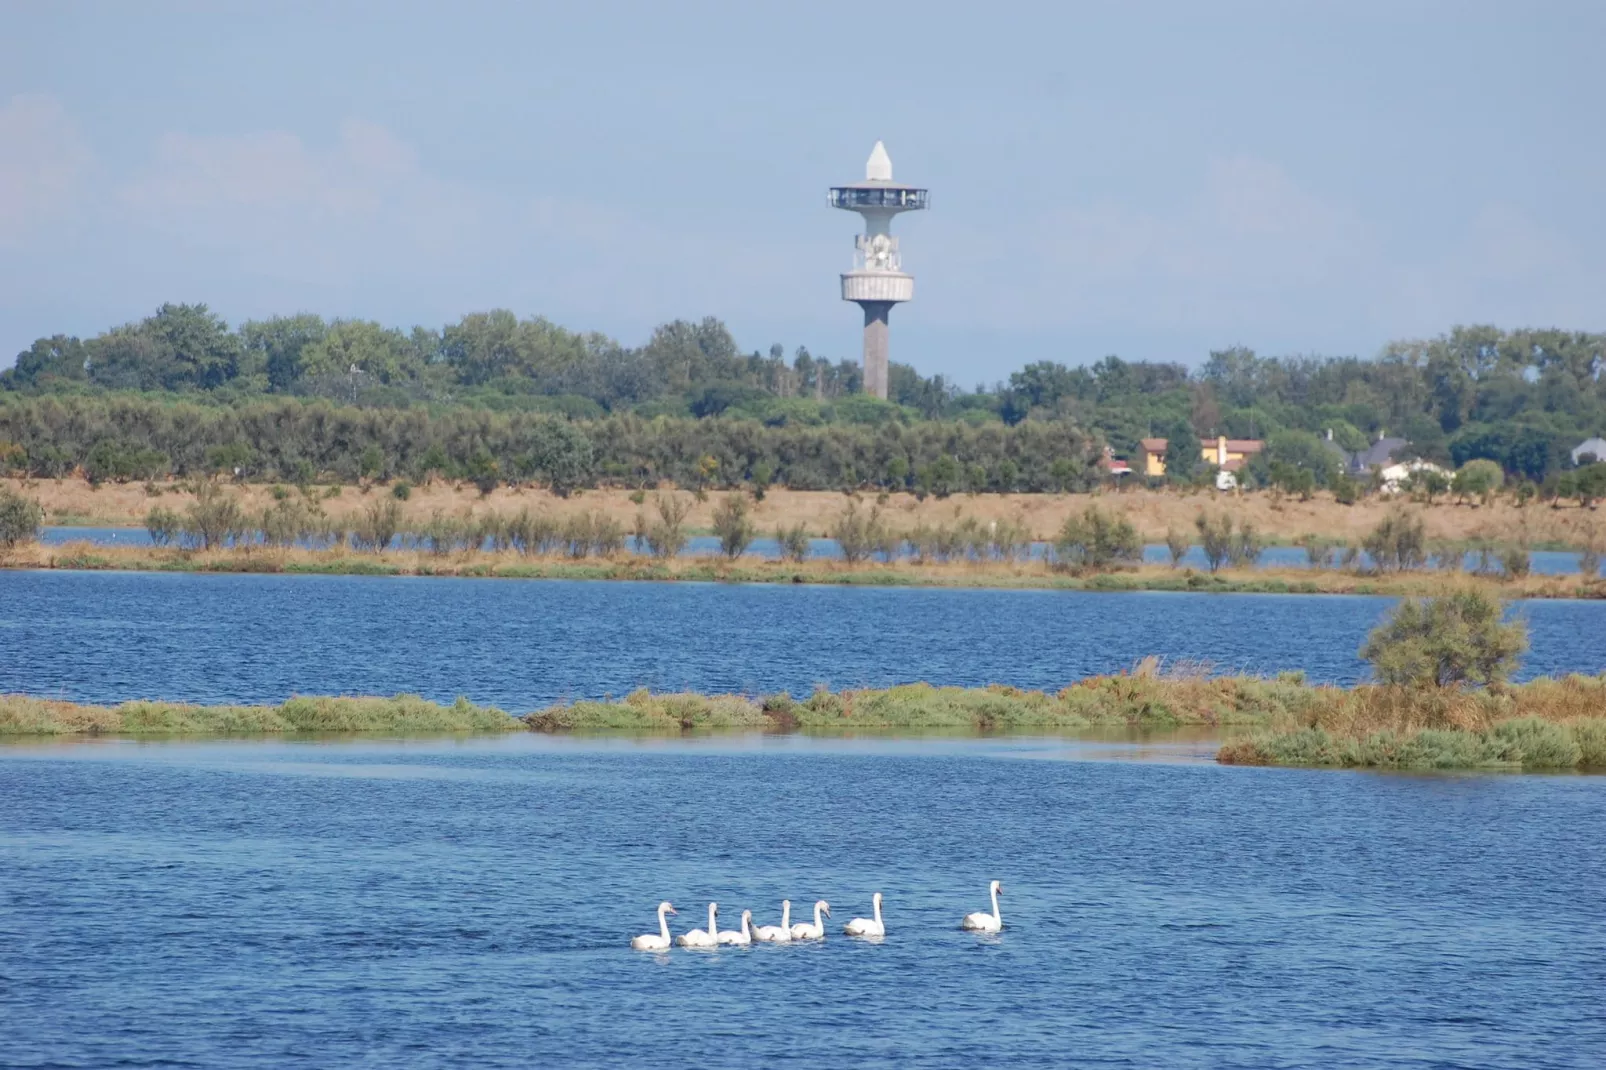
(843, 892), (884, 937)
(791, 900), (830, 940)
(961, 880), (1003, 932)
(676, 902), (719, 948)
(752, 900), (792, 943)
(631, 901), (678, 950)
(717, 909), (753, 946)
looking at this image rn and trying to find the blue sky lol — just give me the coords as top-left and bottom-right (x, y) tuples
(2, 1), (1602, 384)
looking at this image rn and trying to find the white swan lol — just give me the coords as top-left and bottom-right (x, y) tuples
(717, 909), (753, 946)
(631, 900), (678, 950)
(961, 880), (1003, 932)
(790, 900), (830, 940)
(676, 902), (719, 948)
(752, 900), (792, 943)
(843, 892), (885, 937)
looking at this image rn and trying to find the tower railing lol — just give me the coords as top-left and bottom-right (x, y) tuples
(828, 187), (929, 210)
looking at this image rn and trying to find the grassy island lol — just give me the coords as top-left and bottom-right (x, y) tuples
(526, 673), (1606, 772)
(10, 674), (1601, 773)
(0, 693), (522, 736)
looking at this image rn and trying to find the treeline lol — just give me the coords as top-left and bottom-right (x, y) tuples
(4, 305), (1603, 483)
(0, 304), (970, 424)
(0, 395), (1100, 493)
(1002, 327), (1606, 482)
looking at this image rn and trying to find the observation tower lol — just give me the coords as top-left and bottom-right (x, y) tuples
(829, 141), (928, 399)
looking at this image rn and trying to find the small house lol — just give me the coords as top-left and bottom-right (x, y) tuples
(1572, 437), (1606, 466)
(1139, 435), (1264, 479)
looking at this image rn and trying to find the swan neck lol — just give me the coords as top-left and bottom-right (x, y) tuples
(991, 885), (1001, 921)
(873, 897), (882, 923)
(782, 902), (790, 928)
(659, 905), (671, 940)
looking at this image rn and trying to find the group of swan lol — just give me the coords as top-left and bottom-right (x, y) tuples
(631, 882), (1001, 949)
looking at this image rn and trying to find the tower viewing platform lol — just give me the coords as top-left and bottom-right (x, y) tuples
(829, 141), (928, 399)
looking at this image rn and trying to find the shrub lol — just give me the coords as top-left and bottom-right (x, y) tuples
(711, 492), (756, 559)
(1573, 718), (1606, 767)
(260, 497), (319, 548)
(417, 510), (467, 556)
(1194, 511), (1261, 572)
(0, 487), (44, 547)
(1362, 508), (1427, 572)
(831, 499), (883, 565)
(506, 506), (559, 556)
(1296, 533), (1341, 569)
(1053, 505), (1141, 572)
(561, 513), (594, 558)
(1332, 471), (1359, 505)
(1164, 527), (1188, 568)
(988, 515), (1031, 563)
(1499, 544), (1531, 580)
(1487, 717), (1581, 768)
(1575, 517), (1603, 578)
(776, 522), (811, 563)
(590, 512), (626, 557)
(351, 498), (404, 552)
(391, 480), (412, 501)
(145, 505), (181, 547)
(1359, 590), (1528, 689)
(183, 481), (246, 550)
(636, 492), (690, 559)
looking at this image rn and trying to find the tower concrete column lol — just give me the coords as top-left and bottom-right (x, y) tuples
(828, 142), (928, 401)
(861, 301), (892, 399)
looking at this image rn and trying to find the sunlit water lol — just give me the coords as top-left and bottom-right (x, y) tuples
(2, 735), (1603, 1068)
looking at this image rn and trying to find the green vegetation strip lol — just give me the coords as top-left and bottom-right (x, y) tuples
(0, 694), (521, 736)
(527, 674), (1606, 771)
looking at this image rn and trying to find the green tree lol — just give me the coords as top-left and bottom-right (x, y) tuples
(240, 314), (328, 393)
(523, 418), (593, 497)
(1161, 420), (1200, 484)
(1452, 459), (1502, 505)
(0, 487), (44, 548)
(1359, 591), (1527, 689)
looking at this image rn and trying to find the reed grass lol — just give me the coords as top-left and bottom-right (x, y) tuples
(11, 540), (1606, 600)
(0, 694), (521, 736)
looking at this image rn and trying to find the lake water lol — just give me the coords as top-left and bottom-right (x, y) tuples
(2, 734), (1603, 1068)
(2, 571), (1604, 708)
(38, 527), (1606, 576)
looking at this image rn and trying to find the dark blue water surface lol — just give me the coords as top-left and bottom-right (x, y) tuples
(2, 735), (1603, 1068)
(2, 571), (1604, 708)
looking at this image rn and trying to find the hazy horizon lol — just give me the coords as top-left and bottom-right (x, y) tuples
(3, 1), (1602, 383)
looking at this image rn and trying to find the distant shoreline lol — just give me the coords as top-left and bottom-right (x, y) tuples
(5, 540), (1604, 599)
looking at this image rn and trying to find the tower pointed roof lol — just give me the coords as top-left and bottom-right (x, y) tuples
(865, 141), (892, 182)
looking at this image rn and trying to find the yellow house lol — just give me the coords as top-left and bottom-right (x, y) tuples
(1139, 435), (1264, 477)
